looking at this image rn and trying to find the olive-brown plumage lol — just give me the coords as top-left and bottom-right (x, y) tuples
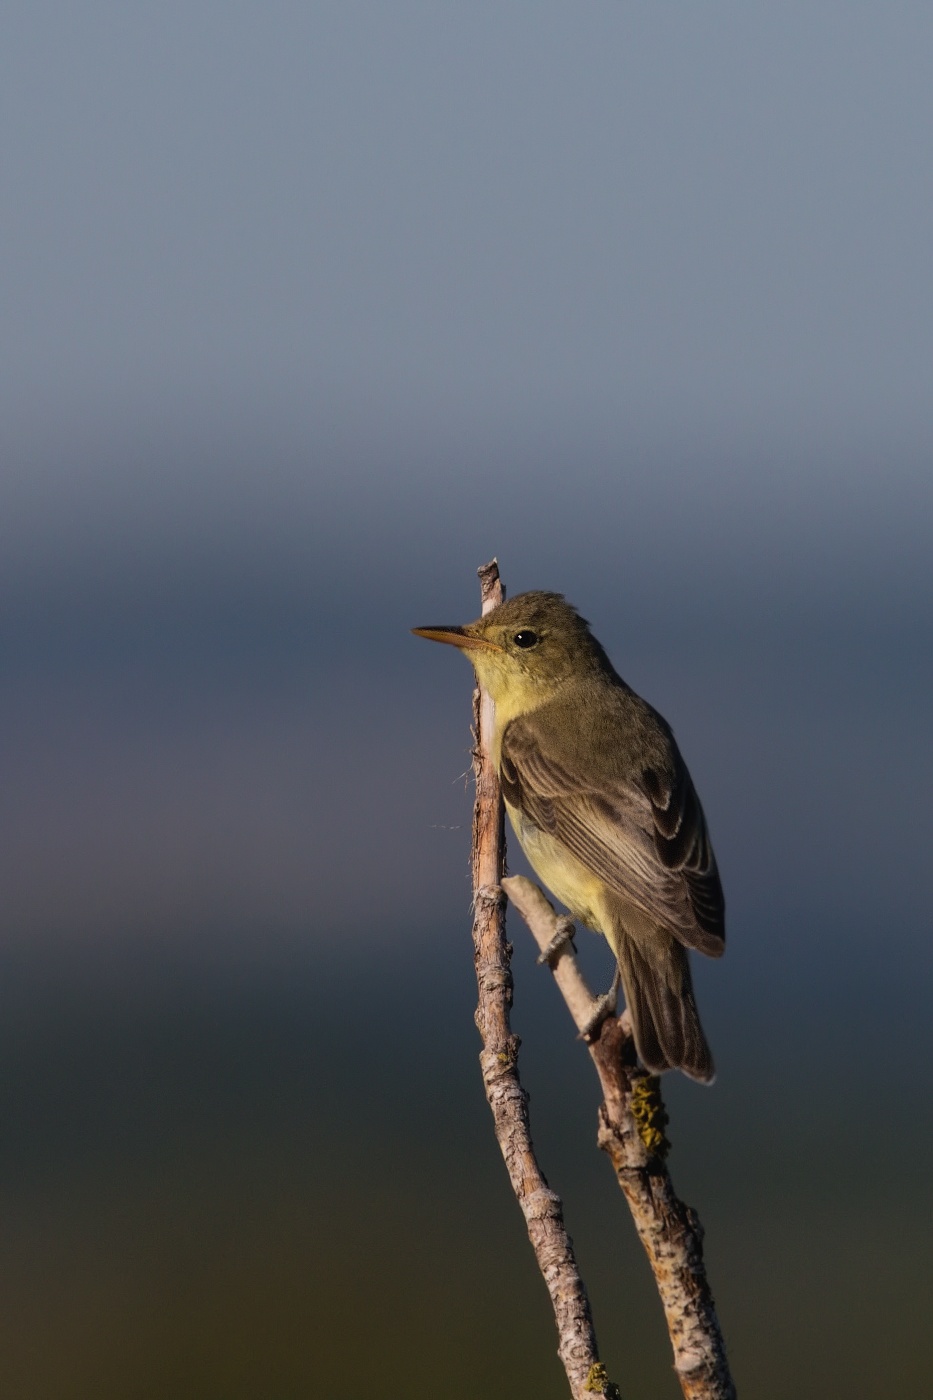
(413, 591), (725, 1082)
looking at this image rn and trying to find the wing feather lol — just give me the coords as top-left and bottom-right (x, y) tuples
(500, 714), (725, 956)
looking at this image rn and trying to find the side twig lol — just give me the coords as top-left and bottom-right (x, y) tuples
(502, 875), (737, 1400)
(470, 560), (619, 1400)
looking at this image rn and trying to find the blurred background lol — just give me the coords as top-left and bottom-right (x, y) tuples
(2, 4), (931, 1396)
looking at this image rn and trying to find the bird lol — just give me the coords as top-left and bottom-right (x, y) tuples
(413, 591), (725, 1083)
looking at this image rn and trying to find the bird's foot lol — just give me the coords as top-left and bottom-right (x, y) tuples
(579, 969), (621, 1040)
(537, 915), (577, 967)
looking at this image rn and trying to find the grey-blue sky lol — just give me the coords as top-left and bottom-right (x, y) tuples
(4, 3), (933, 439)
(2, 4), (931, 645)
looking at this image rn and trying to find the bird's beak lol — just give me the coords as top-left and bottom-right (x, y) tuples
(412, 626), (503, 652)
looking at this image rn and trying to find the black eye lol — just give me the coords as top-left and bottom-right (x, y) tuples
(513, 630), (539, 649)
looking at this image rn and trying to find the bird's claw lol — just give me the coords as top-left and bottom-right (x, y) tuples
(537, 915), (576, 966)
(579, 970), (621, 1040)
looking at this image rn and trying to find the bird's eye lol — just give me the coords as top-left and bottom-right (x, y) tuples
(513, 630), (539, 649)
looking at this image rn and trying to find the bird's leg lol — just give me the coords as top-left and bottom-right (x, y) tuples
(536, 914), (577, 967)
(579, 967), (621, 1040)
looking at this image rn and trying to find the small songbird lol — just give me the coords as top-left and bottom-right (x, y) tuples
(413, 591), (725, 1082)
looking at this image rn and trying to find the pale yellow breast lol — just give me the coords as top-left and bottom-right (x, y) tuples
(504, 798), (611, 942)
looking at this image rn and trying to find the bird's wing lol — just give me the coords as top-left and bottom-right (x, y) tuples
(500, 714), (725, 956)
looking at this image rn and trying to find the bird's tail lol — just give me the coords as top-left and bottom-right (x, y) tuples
(615, 927), (715, 1084)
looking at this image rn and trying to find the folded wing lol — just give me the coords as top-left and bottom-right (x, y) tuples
(499, 714), (725, 957)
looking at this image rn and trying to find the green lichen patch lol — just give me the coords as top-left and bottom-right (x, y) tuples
(630, 1075), (670, 1159)
(583, 1360), (623, 1399)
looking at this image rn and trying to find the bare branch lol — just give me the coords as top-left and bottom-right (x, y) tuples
(502, 874), (737, 1400)
(470, 560), (619, 1400)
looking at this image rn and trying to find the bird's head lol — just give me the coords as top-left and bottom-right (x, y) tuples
(413, 591), (612, 713)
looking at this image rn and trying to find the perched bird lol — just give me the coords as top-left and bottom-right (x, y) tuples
(413, 591), (725, 1083)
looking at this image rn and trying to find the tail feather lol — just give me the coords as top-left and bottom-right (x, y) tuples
(616, 929), (714, 1084)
